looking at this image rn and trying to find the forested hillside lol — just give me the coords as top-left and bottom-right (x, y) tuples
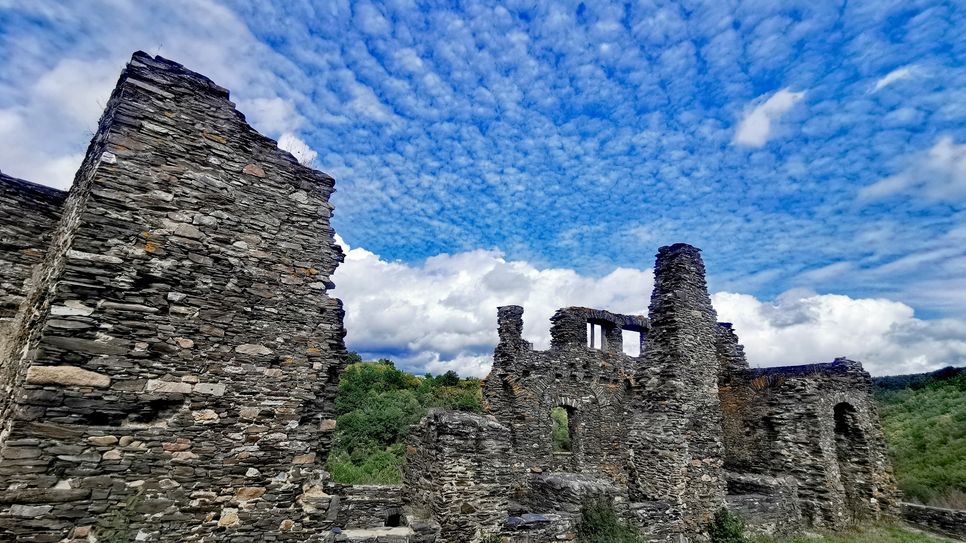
(874, 366), (965, 508)
(326, 356), (482, 484)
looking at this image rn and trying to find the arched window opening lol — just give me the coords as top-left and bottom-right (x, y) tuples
(551, 406), (573, 453)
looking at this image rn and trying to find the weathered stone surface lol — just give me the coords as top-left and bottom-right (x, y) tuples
(0, 51), (348, 542)
(901, 502), (966, 540)
(403, 410), (511, 543)
(24, 366), (110, 388)
(235, 343), (273, 356)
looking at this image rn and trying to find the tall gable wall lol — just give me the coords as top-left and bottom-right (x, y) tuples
(0, 52), (347, 541)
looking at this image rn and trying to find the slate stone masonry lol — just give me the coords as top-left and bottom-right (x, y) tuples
(472, 243), (899, 542)
(0, 52), (347, 541)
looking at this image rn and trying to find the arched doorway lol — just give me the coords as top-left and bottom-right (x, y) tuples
(833, 402), (871, 523)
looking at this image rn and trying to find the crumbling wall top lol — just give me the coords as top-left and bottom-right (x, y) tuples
(549, 306), (648, 352)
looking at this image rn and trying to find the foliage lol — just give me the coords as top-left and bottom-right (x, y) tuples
(551, 406), (572, 452)
(576, 500), (644, 543)
(326, 356), (483, 484)
(874, 367), (965, 507)
(752, 524), (949, 543)
(96, 487), (145, 542)
(709, 508), (747, 543)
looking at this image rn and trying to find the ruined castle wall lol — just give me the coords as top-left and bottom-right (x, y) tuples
(721, 360), (899, 528)
(483, 306), (641, 483)
(0, 52), (347, 542)
(0, 175), (68, 428)
(403, 410), (512, 543)
(0, 175), (66, 333)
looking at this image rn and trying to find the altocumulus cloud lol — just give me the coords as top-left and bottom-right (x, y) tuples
(860, 136), (966, 202)
(333, 238), (966, 378)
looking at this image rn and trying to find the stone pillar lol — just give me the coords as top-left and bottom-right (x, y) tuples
(0, 52), (347, 541)
(497, 305), (527, 351)
(603, 323), (623, 353)
(549, 308), (589, 350)
(403, 410), (512, 543)
(632, 243), (726, 538)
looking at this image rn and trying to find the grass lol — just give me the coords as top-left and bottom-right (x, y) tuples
(753, 524), (951, 543)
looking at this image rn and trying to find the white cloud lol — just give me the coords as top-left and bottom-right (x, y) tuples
(354, 2), (391, 37)
(32, 58), (121, 125)
(714, 290), (966, 376)
(237, 97), (303, 136)
(0, 0), (306, 189)
(333, 239), (965, 377)
(277, 133), (318, 165)
(860, 136), (966, 202)
(871, 65), (919, 93)
(332, 236), (653, 377)
(733, 88), (806, 147)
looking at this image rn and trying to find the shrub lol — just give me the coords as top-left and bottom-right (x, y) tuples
(576, 500), (643, 543)
(709, 507), (747, 543)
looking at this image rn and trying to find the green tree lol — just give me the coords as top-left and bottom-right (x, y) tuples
(326, 359), (483, 484)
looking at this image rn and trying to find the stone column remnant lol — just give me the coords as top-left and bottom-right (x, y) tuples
(630, 243), (726, 537)
(403, 410), (513, 543)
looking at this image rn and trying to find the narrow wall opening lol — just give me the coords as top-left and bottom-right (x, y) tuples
(551, 406), (573, 453)
(622, 329), (642, 357)
(834, 402), (870, 523)
(586, 322), (604, 350)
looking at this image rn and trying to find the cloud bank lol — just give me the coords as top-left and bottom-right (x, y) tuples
(334, 239), (966, 378)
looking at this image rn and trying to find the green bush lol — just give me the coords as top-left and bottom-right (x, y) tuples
(576, 500), (643, 543)
(709, 508), (747, 543)
(326, 356), (483, 484)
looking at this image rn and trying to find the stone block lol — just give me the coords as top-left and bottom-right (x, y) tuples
(25, 366), (110, 388)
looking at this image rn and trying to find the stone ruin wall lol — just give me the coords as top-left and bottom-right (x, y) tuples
(480, 244), (730, 541)
(403, 410), (513, 543)
(0, 51), (905, 543)
(0, 52), (348, 541)
(0, 175), (67, 341)
(0, 175), (68, 422)
(476, 244), (899, 542)
(484, 306), (646, 481)
(719, 360), (900, 528)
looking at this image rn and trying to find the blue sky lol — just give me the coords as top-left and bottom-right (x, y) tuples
(1, 1), (964, 376)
